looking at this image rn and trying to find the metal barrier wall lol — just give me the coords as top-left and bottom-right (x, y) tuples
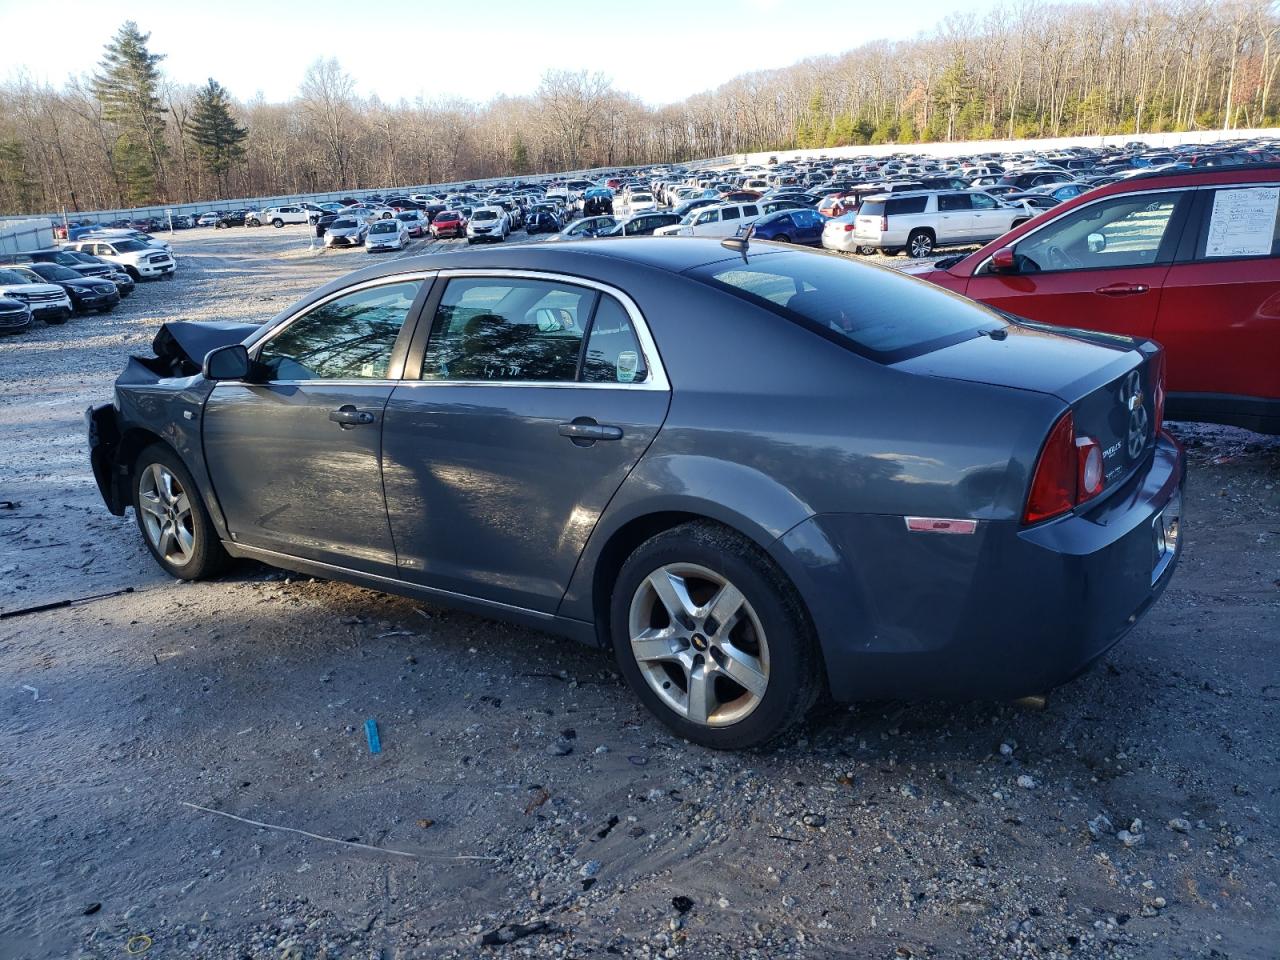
(0, 163), (658, 230)
(0, 219), (55, 254)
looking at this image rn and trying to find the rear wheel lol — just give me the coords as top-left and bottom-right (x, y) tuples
(611, 521), (821, 749)
(132, 444), (228, 580)
(907, 230), (935, 258)
(271, 218), (284, 228)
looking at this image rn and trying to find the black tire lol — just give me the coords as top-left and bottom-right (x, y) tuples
(131, 443), (229, 581)
(774, 234), (791, 243)
(43, 313), (68, 326)
(906, 230), (935, 258)
(125, 266), (141, 280)
(610, 521), (822, 749)
(271, 218), (284, 228)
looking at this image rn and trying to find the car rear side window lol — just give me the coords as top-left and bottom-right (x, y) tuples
(688, 252), (1001, 363)
(258, 280), (423, 381)
(886, 196), (928, 216)
(422, 278), (594, 382)
(582, 296), (648, 384)
(1193, 185), (1280, 259)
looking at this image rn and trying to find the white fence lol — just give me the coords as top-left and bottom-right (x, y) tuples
(0, 219), (55, 255)
(730, 128), (1280, 167)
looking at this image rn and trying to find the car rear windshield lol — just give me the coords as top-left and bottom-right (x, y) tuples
(858, 199), (885, 217)
(473, 210), (499, 221)
(686, 251), (1002, 363)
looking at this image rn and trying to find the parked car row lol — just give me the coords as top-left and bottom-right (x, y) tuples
(0, 242), (148, 334)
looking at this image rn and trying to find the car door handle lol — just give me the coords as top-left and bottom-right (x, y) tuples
(329, 405), (376, 427)
(559, 420), (623, 443)
(1095, 282), (1150, 297)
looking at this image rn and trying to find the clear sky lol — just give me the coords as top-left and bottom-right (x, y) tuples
(0, 0), (1003, 106)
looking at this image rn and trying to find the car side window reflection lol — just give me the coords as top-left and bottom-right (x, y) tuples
(1011, 192), (1181, 273)
(257, 280), (422, 381)
(422, 278), (592, 382)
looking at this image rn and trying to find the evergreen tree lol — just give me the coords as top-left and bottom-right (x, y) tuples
(92, 22), (168, 204)
(511, 132), (530, 174)
(189, 79), (248, 193)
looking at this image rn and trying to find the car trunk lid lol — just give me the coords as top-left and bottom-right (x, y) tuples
(894, 322), (1161, 483)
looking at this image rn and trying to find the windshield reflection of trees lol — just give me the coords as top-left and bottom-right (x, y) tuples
(261, 285), (419, 379)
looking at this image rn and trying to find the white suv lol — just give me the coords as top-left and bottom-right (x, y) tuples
(247, 205), (311, 227)
(852, 190), (1031, 258)
(466, 206), (510, 244)
(654, 202), (762, 238)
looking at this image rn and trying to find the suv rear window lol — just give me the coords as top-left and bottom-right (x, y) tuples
(687, 251), (1002, 363)
(886, 196), (928, 216)
(858, 200), (885, 217)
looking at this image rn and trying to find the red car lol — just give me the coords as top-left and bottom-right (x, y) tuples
(909, 165), (1280, 435)
(430, 210), (467, 239)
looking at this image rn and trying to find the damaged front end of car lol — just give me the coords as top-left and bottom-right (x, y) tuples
(86, 320), (259, 515)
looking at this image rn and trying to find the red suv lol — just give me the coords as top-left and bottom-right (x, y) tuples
(909, 165), (1279, 434)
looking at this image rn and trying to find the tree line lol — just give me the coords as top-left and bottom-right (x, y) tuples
(1, 0), (1277, 216)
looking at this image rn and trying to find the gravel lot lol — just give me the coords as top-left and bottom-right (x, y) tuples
(1, 225), (1277, 959)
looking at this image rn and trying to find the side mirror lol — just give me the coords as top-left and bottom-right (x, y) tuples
(990, 247), (1018, 273)
(1087, 232), (1107, 254)
(203, 343), (251, 381)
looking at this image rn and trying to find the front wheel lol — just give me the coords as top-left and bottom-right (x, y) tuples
(611, 521), (821, 749)
(132, 444), (228, 580)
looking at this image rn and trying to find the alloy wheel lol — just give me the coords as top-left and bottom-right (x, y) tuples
(627, 563), (770, 727)
(137, 463), (195, 566)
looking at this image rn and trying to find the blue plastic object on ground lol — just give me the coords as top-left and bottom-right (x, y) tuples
(364, 718), (381, 754)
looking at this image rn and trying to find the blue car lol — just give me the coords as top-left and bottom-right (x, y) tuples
(738, 208), (826, 246)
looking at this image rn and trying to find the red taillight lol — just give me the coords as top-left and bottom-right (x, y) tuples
(880, 215), (888, 231)
(1151, 350), (1166, 435)
(1024, 412), (1077, 523)
(1023, 412), (1106, 524)
(843, 223), (855, 232)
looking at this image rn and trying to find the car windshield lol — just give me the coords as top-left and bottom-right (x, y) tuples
(687, 251), (1002, 363)
(113, 240), (148, 252)
(35, 264), (79, 280)
(370, 222), (396, 233)
(0, 268), (37, 284)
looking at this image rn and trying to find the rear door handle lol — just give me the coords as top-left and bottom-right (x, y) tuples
(1095, 282), (1150, 297)
(559, 419), (623, 444)
(329, 405), (376, 428)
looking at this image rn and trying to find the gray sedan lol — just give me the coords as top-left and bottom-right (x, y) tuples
(88, 238), (1184, 748)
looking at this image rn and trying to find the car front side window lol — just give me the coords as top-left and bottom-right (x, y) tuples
(1010, 192), (1184, 273)
(257, 280), (423, 381)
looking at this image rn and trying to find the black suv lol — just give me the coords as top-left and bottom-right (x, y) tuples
(216, 210), (249, 228)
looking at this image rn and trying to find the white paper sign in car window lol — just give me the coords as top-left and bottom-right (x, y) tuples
(1204, 186), (1279, 258)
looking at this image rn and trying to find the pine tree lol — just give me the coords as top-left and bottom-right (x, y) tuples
(511, 132), (530, 174)
(189, 79), (248, 194)
(92, 22), (168, 204)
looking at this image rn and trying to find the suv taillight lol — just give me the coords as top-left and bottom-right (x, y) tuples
(880, 215), (888, 231)
(1023, 411), (1105, 524)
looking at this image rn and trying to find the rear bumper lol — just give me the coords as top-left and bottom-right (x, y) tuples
(773, 432), (1186, 701)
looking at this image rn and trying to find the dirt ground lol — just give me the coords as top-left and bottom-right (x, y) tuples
(0, 225), (1277, 960)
